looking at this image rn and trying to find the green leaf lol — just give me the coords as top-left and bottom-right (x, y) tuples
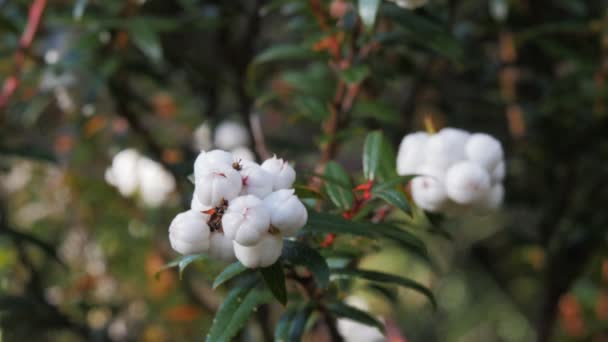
(340, 65), (370, 85)
(73, 0), (89, 21)
(383, 4), (463, 62)
(363, 131), (384, 181)
(260, 260), (288, 305)
(207, 282), (273, 342)
(282, 240), (330, 289)
(294, 185), (324, 199)
(289, 305), (314, 341)
(332, 268), (437, 309)
(213, 261), (248, 289)
(253, 44), (318, 64)
(155, 254), (207, 280)
(372, 187), (410, 214)
(0, 12), (19, 34)
(377, 135), (398, 181)
(358, 0), (381, 30)
(275, 308), (298, 342)
(324, 161), (354, 210)
(128, 21), (163, 63)
(328, 302), (385, 332)
(303, 212), (429, 263)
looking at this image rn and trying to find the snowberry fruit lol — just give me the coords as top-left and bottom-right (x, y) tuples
(193, 149), (234, 180)
(411, 175), (448, 212)
(107, 149), (139, 196)
(465, 133), (504, 172)
(222, 195), (271, 246)
(169, 210), (210, 255)
(137, 156), (176, 208)
(195, 164), (242, 207)
(207, 232), (236, 262)
(396, 132), (429, 175)
(445, 161), (491, 204)
(231, 146), (255, 162)
(263, 189), (308, 237)
(238, 161), (273, 198)
(261, 156), (296, 190)
(424, 128), (470, 169)
(214, 121), (250, 151)
(233, 234), (283, 268)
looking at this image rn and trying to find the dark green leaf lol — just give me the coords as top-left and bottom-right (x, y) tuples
(332, 268), (437, 309)
(363, 131), (383, 180)
(372, 187), (410, 214)
(289, 305), (314, 341)
(340, 65), (370, 84)
(294, 185), (324, 199)
(324, 161), (354, 210)
(128, 21), (163, 63)
(260, 260), (288, 305)
(282, 240), (330, 289)
(155, 254), (207, 280)
(0, 12), (19, 34)
(377, 135), (398, 181)
(328, 302), (385, 332)
(358, 0), (381, 30)
(275, 308), (298, 342)
(213, 261), (248, 289)
(253, 44), (319, 64)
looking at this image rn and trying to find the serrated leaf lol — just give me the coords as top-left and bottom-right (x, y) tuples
(328, 302), (385, 332)
(260, 260), (287, 305)
(363, 131), (383, 181)
(155, 254), (207, 280)
(339, 65), (370, 84)
(275, 308), (298, 342)
(325, 161), (354, 210)
(332, 268), (437, 309)
(207, 282), (273, 342)
(303, 212), (429, 263)
(253, 44), (318, 64)
(128, 21), (163, 63)
(282, 240), (330, 289)
(213, 261), (248, 289)
(358, 0), (381, 30)
(289, 305), (314, 341)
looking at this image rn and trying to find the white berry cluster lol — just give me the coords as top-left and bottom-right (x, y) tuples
(397, 128), (505, 215)
(168, 150), (308, 268)
(192, 120), (255, 162)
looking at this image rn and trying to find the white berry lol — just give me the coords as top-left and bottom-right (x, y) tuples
(238, 160), (273, 199)
(261, 156), (296, 190)
(208, 232), (236, 262)
(214, 121), (250, 151)
(169, 210), (210, 255)
(445, 161), (491, 204)
(222, 195), (271, 246)
(195, 164), (242, 207)
(465, 133), (504, 172)
(193, 149), (234, 181)
(263, 189), (308, 237)
(233, 234), (283, 268)
(411, 175), (448, 212)
(396, 132), (429, 175)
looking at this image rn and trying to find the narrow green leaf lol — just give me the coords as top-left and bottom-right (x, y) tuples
(294, 185), (324, 199)
(282, 240), (330, 289)
(260, 260), (288, 305)
(339, 65), (370, 85)
(332, 268), (437, 309)
(358, 0), (381, 30)
(372, 187), (410, 214)
(288, 305), (314, 341)
(253, 44), (318, 64)
(325, 161), (354, 210)
(377, 135), (398, 181)
(274, 308), (298, 342)
(363, 131), (383, 181)
(219, 289), (273, 341)
(128, 21), (163, 63)
(155, 254), (207, 280)
(213, 261), (248, 289)
(328, 302), (385, 332)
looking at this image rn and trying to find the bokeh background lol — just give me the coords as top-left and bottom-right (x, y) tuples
(1, 0), (608, 341)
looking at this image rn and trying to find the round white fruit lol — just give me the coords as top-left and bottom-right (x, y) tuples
(233, 234), (283, 268)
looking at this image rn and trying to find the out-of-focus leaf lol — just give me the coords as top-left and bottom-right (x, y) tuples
(304, 212), (429, 262)
(252, 44), (319, 64)
(377, 134), (398, 181)
(294, 185), (324, 199)
(328, 302), (385, 332)
(340, 65), (370, 84)
(260, 260), (287, 305)
(332, 268), (437, 309)
(324, 161), (354, 210)
(288, 305), (314, 341)
(0, 146), (56, 163)
(128, 21), (163, 63)
(363, 131), (383, 180)
(372, 187), (410, 214)
(155, 254), (207, 280)
(275, 308), (298, 342)
(358, 0), (381, 30)
(282, 240), (330, 289)
(73, 0), (89, 21)
(293, 96), (329, 121)
(213, 261), (248, 289)
(383, 4), (463, 62)
(0, 12), (19, 34)
(207, 279), (272, 342)
(352, 100), (400, 124)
